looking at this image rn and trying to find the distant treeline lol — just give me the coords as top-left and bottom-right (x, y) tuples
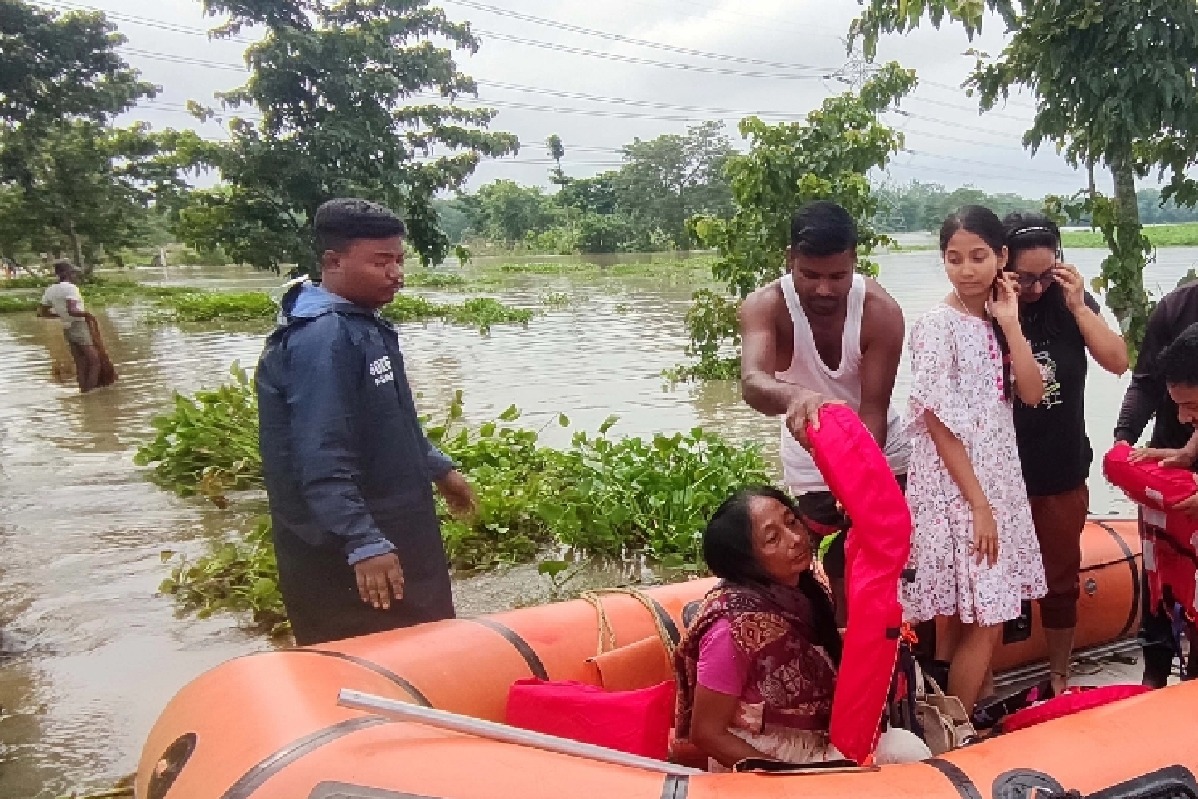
(871, 182), (1198, 233)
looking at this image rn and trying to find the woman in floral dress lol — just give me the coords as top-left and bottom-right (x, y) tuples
(903, 205), (1048, 714)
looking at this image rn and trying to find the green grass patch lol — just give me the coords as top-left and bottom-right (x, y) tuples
(1061, 222), (1198, 249)
(380, 294), (535, 333)
(0, 274), (535, 334)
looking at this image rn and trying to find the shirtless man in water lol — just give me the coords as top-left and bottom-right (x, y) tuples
(739, 201), (909, 624)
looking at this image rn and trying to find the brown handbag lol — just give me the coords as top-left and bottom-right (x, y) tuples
(913, 662), (977, 755)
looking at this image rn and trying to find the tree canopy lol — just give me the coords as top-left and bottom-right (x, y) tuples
(176, 0), (519, 274)
(0, 1), (192, 270)
(852, 0), (1198, 351)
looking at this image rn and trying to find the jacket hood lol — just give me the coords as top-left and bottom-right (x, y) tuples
(277, 279), (369, 325)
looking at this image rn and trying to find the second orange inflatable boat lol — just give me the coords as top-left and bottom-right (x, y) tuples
(132, 516), (1198, 799)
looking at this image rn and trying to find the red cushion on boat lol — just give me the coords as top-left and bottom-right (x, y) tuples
(806, 404), (911, 766)
(1002, 684), (1152, 733)
(505, 678), (675, 760)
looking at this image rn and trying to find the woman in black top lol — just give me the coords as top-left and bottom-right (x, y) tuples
(1004, 213), (1129, 694)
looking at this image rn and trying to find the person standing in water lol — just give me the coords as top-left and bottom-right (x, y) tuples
(256, 198), (477, 645)
(738, 200), (909, 625)
(1003, 213), (1128, 695)
(37, 260), (102, 393)
(903, 206), (1046, 715)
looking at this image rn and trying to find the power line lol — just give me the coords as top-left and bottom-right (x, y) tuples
(125, 48), (246, 72)
(470, 30), (839, 79)
(51, 0), (1040, 126)
(902, 149), (1078, 179)
(887, 161), (1080, 187)
(46, 0), (256, 44)
(447, 0), (832, 74)
(51, 0), (1047, 123)
(905, 93), (1030, 123)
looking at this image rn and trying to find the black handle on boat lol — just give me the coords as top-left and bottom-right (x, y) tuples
(337, 688), (702, 777)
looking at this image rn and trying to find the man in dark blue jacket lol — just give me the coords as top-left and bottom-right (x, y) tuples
(256, 198), (476, 645)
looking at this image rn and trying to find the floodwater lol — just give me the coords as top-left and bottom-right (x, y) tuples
(2, 247), (1197, 796)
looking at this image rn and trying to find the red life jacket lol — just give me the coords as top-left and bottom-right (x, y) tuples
(1103, 442), (1198, 618)
(806, 404), (911, 765)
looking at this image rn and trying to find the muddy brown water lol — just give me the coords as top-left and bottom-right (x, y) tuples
(3, 248), (1197, 796)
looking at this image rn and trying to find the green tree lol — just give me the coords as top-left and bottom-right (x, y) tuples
(546, 133), (567, 186)
(0, 0), (152, 124)
(468, 179), (559, 245)
(178, 0), (519, 274)
(694, 62), (916, 298)
(853, 0), (1198, 353)
(556, 172), (620, 216)
(576, 211), (637, 253)
(0, 1), (181, 272)
(431, 197), (471, 243)
(615, 121), (735, 249)
(6, 122), (205, 272)
(677, 63), (916, 380)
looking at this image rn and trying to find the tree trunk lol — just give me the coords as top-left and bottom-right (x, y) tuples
(68, 219), (89, 278)
(1111, 157), (1141, 229)
(1106, 153), (1152, 356)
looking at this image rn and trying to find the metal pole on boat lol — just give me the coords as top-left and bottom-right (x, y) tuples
(337, 688), (702, 777)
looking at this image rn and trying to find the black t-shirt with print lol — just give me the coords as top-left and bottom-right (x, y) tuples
(1013, 292), (1102, 497)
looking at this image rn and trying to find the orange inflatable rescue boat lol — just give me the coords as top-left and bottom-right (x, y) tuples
(137, 409), (1194, 799)
(135, 527), (1198, 799)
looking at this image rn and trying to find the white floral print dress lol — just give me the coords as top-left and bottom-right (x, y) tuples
(902, 304), (1047, 626)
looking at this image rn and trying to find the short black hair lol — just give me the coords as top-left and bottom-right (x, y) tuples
(790, 201), (858, 257)
(314, 198), (406, 253)
(53, 259), (75, 278)
(1162, 322), (1198, 388)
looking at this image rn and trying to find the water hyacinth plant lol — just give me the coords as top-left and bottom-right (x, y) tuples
(137, 369), (773, 633)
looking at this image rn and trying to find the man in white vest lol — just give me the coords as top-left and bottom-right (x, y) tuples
(739, 200), (910, 624)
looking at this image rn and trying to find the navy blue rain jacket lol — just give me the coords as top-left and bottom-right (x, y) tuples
(256, 281), (455, 576)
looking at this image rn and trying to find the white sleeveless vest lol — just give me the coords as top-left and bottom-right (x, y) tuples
(777, 274), (910, 493)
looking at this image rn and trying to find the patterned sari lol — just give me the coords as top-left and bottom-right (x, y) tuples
(674, 580), (839, 766)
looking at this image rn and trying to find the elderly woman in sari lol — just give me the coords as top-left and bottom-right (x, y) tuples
(674, 486), (928, 770)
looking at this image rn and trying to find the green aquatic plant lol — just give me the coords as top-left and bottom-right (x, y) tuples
(0, 275), (52, 289)
(133, 362), (262, 505)
(544, 424), (772, 565)
(143, 374), (772, 632)
(664, 288), (742, 383)
(0, 278), (198, 314)
(404, 269), (468, 289)
(160, 516), (290, 637)
(0, 294), (36, 313)
(437, 297), (534, 334)
(540, 291), (573, 308)
(154, 291), (278, 323)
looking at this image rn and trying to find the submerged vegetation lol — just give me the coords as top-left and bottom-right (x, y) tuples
(137, 370), (770, 636)
(1, 276), (536, 333)
(153, 291), (279, 323)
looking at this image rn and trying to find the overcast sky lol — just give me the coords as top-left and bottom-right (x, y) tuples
(54, 0), (1126, 199)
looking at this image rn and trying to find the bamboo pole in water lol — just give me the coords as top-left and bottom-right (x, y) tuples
(337, 688), (702, 777)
